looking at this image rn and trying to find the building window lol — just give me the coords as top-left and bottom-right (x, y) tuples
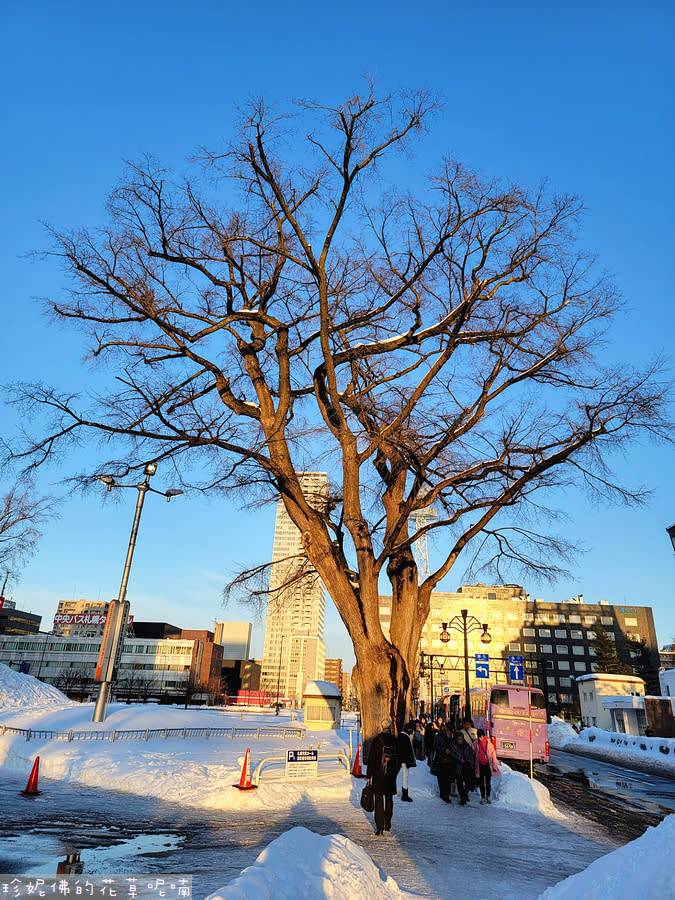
(525, 660), (538, 670)
(509, 643), (521, 652)
(545, 660), (554, 670)
(624, 617), (638, 627)
(556, 645), (569, 654)
(539, 629), (551, 638)
(568, 615), (581, 624)
(572, 645), (585, 655)
(559, 693), (573, 704)
(574, 662), (587, 672)
(626, 632), (641, 642)
(559, 678), (572, 687)
(606, 632), (616, 641)
(540, 644), (552, 653)
(524, 643), (537, 652)
(584, 617), (596, 626)
(523, 628), (535, 637)
(555, 629), (567, 638)
(570, 630), (583, 640)
(557, 661), (570, 671)
(600, 617), (614, 626)
(547, 677), (556, 687)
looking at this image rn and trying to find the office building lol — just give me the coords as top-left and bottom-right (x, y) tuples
(380, 584), (659, 717)
(214, 621), (252, 660)
(260, 472), (328, 704)
(0, 598), (41, 635)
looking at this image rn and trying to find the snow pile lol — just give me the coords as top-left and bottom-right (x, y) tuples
(539, 814), (675, 899)
(548, 715), (675, 775)
(547, 716), (578, 746)
(493, 764), (565, 819)
(0, 662), (72, 710)
(205, 826), (422, 900)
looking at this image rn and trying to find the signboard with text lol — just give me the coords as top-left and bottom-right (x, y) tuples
(475, 653), (490, 679)
(285, 749), (319, 781)
(508, 654), (524, 681)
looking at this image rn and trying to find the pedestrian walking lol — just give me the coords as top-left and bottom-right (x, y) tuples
(398, 723), (417, 802)
(450, 731), (475, 805)
(424, 717), (437, 766)
(431, 722), (455, 803)
(460, 718), (478, 792)
(472, 728), (500, 804)
(366, 718), (401, 835)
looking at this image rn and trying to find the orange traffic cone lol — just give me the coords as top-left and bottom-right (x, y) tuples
(232, 747), (258, 791)
(351, 742), (367, 778)
(20, 757), (42, 796)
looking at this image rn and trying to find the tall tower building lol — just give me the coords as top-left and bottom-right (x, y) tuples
(261, 472), (328, 704)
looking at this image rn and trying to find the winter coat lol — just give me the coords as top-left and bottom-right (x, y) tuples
(431, 729), (454, 771)
(472, 736), (500, 777)
(366, 731), (400, 796)
(397, 730), (417, 768)
(423, 722), (437, 756)
(449, 738), (475, 777)
(460, 725), (477, 745)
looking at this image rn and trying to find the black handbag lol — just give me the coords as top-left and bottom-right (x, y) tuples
(360, 781), (374, 812)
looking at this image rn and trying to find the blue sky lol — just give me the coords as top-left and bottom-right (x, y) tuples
(2, 1), (674, 667)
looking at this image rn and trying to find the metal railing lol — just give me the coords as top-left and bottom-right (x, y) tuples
(0, 724), (305, 743)
(252, 749), (350, 785)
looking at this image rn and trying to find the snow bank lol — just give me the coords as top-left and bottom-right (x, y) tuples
(493, 764), (565, 819)
(539, 814), (675, 899)
(205, 826), (422, 900)
(548, 715), (675, 775)
(0, 662), (72, 709)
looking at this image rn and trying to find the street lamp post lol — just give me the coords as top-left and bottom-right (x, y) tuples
(92, 462), (183, 723)
(419, 653), (445, 720)
(275, 635), (285, 714)
(440, 610), (491, 720)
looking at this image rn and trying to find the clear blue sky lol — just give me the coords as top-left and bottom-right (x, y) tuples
(2, 1), (674, 668)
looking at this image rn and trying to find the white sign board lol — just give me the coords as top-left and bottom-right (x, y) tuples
(285, 749), (319, 781)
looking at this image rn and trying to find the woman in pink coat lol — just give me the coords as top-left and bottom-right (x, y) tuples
(472, 728), (500, 804)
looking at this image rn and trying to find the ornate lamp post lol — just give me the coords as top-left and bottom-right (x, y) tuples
(92, 462), (183, 723)
(439, 610), (491, 720)
(419, 653), (446, 720)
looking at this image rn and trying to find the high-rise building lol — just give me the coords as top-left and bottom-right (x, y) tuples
(324, 658), (343, 690)
(214, 621), (252, 660)
(52, 599), (110, 636)
(260, 472), (328, 704)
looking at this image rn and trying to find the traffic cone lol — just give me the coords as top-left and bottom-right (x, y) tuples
(232, 748), (257, 791)
(351, 742), (367, 778)
(20, 757), (42, 796)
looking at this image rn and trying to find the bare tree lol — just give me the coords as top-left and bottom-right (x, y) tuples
(8, 86), (671, 742)
(0, 482), (57, 579)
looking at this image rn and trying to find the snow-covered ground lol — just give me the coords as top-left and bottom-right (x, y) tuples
(1, 665), (673, 899)
(548, 716), (675, 775)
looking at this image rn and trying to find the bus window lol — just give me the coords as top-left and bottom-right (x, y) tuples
(490, 688), (510, 707)
(529, 692), (546, 710)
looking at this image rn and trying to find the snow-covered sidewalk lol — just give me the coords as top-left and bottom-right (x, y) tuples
(1, 665), (673, 899)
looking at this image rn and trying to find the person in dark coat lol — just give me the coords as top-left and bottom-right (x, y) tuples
(432, 722), (455, 803)
(450, 731), (475, 805)
(423, 717), (437, 766)
(397, 723), (417, 802)
(366, 718), (401, 835)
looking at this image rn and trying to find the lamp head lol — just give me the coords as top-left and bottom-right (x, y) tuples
(97, 474), (115, 492)
(144, 462), (158, 476)
(165, 488), (183, 502)
(439, 623), (450, 643)
(480, 623), (492, 644)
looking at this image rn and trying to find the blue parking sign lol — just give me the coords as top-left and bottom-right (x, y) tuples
(475, 653), (489, 679)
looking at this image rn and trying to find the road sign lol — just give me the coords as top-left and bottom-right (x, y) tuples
(474, 653), (490, 679)
(285, 749), (319, 781)
(508, 654), (524, 681)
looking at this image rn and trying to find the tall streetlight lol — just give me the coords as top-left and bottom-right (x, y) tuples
(440, 610), (491, 720)
(92, 462), (183, 723)
(275, 634), (285, 714)
(419, 652), (446, 720)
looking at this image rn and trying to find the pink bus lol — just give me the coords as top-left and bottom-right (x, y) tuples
(474, 685), (549, 764)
